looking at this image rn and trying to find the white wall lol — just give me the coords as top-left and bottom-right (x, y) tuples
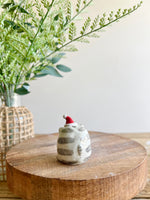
(22, 0), (150, 134)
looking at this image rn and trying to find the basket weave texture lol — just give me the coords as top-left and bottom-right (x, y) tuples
(0, 106), (34, 181)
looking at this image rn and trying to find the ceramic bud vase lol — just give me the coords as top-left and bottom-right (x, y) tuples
(0, 90), (34, 181)
(57, 115), (92, 165)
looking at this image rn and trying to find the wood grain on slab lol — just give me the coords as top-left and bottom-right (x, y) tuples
(0, 133), (149, 200)
(5, 132), (147, 200)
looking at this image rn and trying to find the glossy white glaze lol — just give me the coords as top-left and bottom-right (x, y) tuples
(57, 123), (92, 165)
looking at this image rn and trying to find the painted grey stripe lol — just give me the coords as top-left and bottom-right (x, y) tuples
(58, 159), (78, 165)
(78, 127), (85, 132)
(77, 145), (82, 156)
(57, 148), (73, 155)
(58, 137), (75, 144)
(61, 128), (73, 133)
(86, 145), (91, 153)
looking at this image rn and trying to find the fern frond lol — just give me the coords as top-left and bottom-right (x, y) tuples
(9, 53), (23, 64)
(0, 51), (10, 67)
(69, 22), (76, 40)
(86, 33), (100, 38)
(66, 1), (72, 21)
(80, 17), (91, 35)
(83, 0), (87, 5)
(76, 0), (81, 12)
(34, 0), (45, 17)
(41, 0), (50, 8)
(7, 60), (18, 84)
(58, 34), (66, 45)
(115, 9), (121, 19)
(90, 15), (99, 31)
(7, 36), (29, 48)
(108, 11), (114, 22)
(17, 22), (34, 40)
(58, 12), (64, 29)
(77, 38), (90, 43)
(62, 45), (78, 52)
(31, 13), (40, 28)
(99, 13), (106, 27)
(7, 41), (26, 57)
(122, 9), (127, 15)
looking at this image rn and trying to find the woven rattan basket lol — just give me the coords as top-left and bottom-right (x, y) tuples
(0, 106), (34, 181)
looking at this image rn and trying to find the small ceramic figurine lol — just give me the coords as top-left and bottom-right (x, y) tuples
(57, 115), (92, 165)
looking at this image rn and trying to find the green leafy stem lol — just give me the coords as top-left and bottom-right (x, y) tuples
(36, 2), (143, 65)
(0, 0), (143, 98)
(15, 0), (55, 88)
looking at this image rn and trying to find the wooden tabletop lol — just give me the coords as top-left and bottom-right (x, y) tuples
(0, 133), (150, 200)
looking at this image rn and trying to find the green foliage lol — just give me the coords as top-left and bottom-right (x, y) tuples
(91, 15), (100, 31)
(99, 13), (106, 27)
(41, 0), (50, 8)
(50, 53), (65, 64)
(69, 22), (76, 40)
(56, 64), (72, 72)
(66, 1), (72, 21)
(15, 83), (30, 95)
(34, 66), (63, 77)
(0, 0), (143, 102)
(76, 0), (81, 13)
(80, 17), (91, 35)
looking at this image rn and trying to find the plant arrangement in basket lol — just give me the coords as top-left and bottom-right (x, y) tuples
(0, 0), (142, 106)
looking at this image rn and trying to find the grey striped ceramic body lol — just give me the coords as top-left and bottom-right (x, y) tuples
(57, 124), (92, 165)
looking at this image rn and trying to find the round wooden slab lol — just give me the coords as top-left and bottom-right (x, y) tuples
(6, 132), (147, 200)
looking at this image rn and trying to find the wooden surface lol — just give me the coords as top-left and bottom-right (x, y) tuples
(6, 132), (147, 200)
(0, 133), (149, 200)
